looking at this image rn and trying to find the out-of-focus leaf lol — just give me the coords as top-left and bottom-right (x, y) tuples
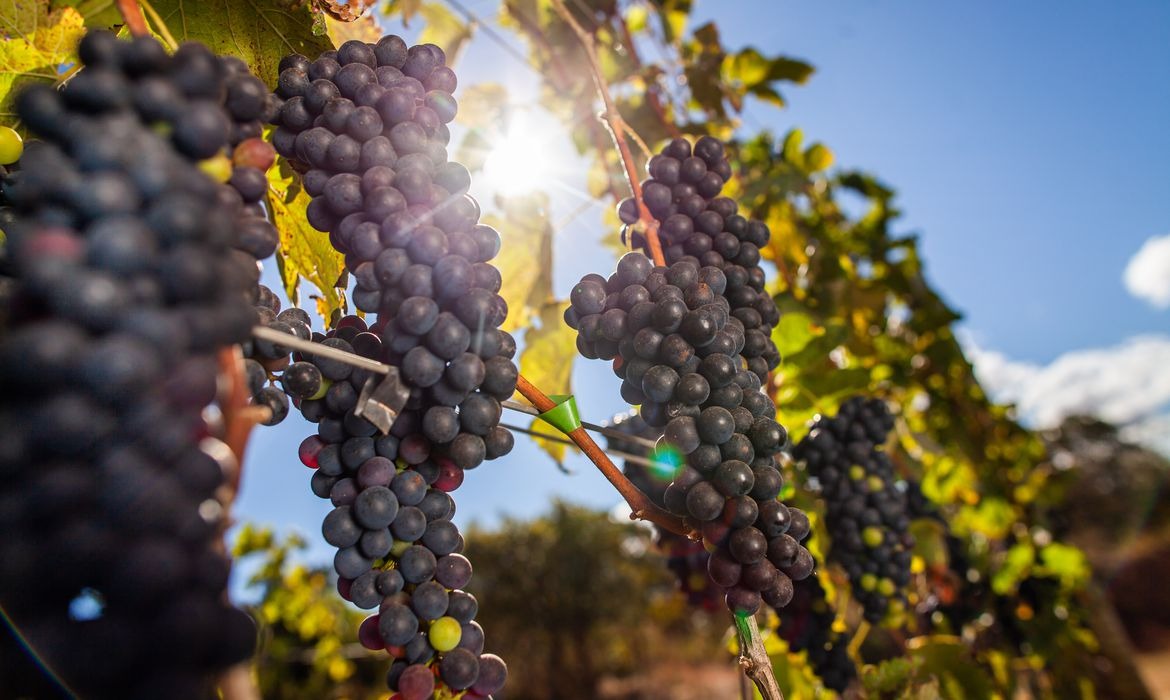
(766, 56), (814, 84)
(267, 160), (347, 325)
(454, 128), (491, 173)
(992, 542), (1034, 595)
(781, 128), (804, 166)
(56, 0), (334, 86)
(488, 192), (553, 332)
(526, 415), (569, 465)
(418, 2), (472, 65)
(910, 518), (949, 569)
(325, 11), (381, 45)
(0, 1), (84, 120)
(383, 0), (423, 23)
(722, 47), (770, 87)
(454, 81), (508, 131)
(1037, 543), (1089, 589)
(772, 312), (816, 358)
(49, 0), (121, 27)
(805, 143), (834, 171)
(906, 636), (995, 698)
(624, 4), (648, 33)
(518, 300), (574, 397)
(517, 301), (578, 464)
(653, 0), (691, 45)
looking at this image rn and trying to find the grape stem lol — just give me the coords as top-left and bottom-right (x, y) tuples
(218, 346), (271, 492)
(115, 0), (150, 37)
(733, 613), (785, 700)
(515, 374), (695, 538)
(213, 347), (265, 700)
(548, 0), (666, 267)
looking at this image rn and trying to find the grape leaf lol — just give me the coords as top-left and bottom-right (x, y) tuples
(454, 81), (508, 131)
(517, 301), (578, 464)
(56, 0), (334, 86)
(486, 192), (553, 333)
(417, 2), (471, 65)
(325, 11), (380, 46)
(0, 0), (85, 121)
(266, 160), (347, 326)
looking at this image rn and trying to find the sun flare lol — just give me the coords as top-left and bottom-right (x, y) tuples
(479, 110), (563, 197)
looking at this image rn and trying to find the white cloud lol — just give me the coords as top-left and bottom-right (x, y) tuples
(967, 336), (1170, 450)
(1124, 234), (1170, 308)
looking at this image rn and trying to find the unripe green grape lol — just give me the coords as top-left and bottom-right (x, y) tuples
(428, 616), (462, 652)
(0, 125), (23, 164)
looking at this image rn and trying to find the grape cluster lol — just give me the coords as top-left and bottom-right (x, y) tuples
(243, 284), (317, 425)
(570, 249), (813, 615)
(793, 397), (912, 622)
(0, 32), (260, 698)
(618, 137), (780, 384)
(271, 36), (512, 698)
(776, 575), (858, 693)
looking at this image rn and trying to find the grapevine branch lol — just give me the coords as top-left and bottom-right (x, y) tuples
(514, 374), (695, 538)
(213, 348), (266, 700)
(733, 613), (785, 700)
(548, 0), (666, 267)
(115, 0), (150, 37)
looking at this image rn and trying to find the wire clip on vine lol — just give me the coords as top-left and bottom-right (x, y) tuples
(535, 394), (583, 435)
(353, 368), (412, 434)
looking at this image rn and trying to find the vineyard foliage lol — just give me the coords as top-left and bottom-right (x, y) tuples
(0, 0), (1149, 697)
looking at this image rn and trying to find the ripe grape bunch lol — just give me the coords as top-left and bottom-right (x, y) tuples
(776, 575), (858, 693)
(793, 397), (913, 622)
(568, 244), (814, 616)
(618, 137), (781, 385)
(269, 36), (512, 698)
(0, 32), (265, 698)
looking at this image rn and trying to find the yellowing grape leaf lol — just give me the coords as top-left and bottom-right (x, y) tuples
(517, 300), (578, 464)
(325, 11), (381, 46)
(0, 1), (84, 120)
(266, 160), (347, 326)
(417, 2), (471, 65)
(487, 192), (553, 333)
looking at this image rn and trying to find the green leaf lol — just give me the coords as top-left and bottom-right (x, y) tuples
(781, 128), (804, 166)
(722, 47), (770, 87)
(992, 542), (1034, 595)
(765, 56), (814, 84)
(772, 312), (816, 357)
(417, 2), (472, 65)
(0, 1), (85, 121)
(624, 4), (647, 33)
(1037, 543), (1089, 589)
(266, 160), (347, 326)
(907, 636), (995, 698)
(50, 0), (121, 27)
(517, 301), (578, 464)
(651, 0), (692, 45)
(486, 192), (553, 333)
(75, 0), (335, 86)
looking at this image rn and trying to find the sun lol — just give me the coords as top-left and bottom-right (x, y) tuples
(478, 109), (564, 198)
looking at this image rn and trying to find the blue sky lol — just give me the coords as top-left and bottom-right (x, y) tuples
(232, 2), (1170, 575)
